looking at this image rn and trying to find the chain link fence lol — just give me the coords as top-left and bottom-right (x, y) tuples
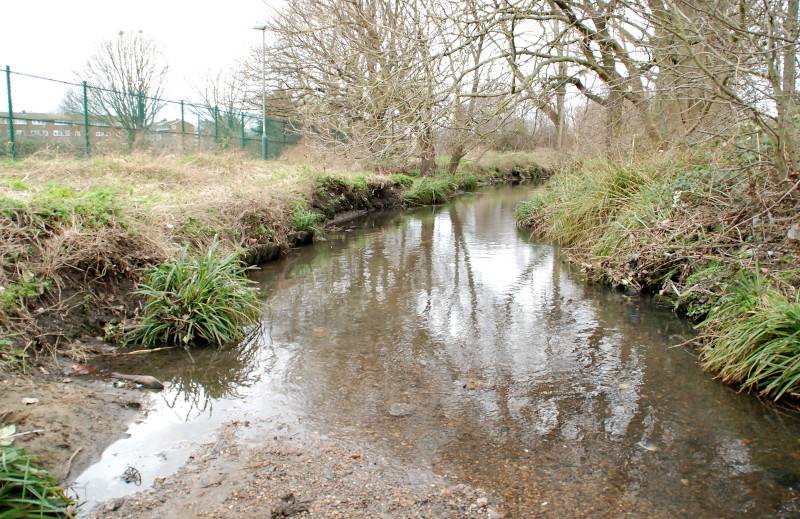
(1, 66), (300, 160)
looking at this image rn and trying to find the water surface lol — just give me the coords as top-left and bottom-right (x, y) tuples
(76, 184), (800, 517)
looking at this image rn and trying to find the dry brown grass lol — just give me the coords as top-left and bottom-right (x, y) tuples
(0, 152), (375, 357)
(0, 149), (546, 360)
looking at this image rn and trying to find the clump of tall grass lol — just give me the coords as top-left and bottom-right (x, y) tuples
(125, 239), (262, 347)
(700, 273), (800, 401)
(290, 204), (325, 235)
(539, 163), (657, 245)
(0, 446), (74, 518)
(402, 176), (456, 205)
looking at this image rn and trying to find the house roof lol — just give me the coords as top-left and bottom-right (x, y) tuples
(0, 112), (84, 124)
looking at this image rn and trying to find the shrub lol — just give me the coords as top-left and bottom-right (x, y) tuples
(0, 446), (74, 518)
(125, 239), (262, 347)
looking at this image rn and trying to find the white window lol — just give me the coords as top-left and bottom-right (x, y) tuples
(29, 130), (49, 136)
(31, 120), (46, 126)
(95, 131), (111, 137)
(54, 130), (71, 137)
(171, 124), (176, 130)
(14, 130), (25, 135)
(75, 131), (81, 137)
(12, 119), (26, 125)
(0, 119), (7, 125)
(54, 121), (68, 126)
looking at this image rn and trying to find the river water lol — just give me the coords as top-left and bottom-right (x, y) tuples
(76, 184), (800, 517)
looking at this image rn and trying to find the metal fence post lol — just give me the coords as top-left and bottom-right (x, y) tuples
(5, 66), (15, 161)
(180, 100), (185, 134)
(282, 120), (287, 158)
(82, 81), (90, 158)
(214, 106), (219, 142)
(137, 91), (145, 128)
(240, 113), (245, 150)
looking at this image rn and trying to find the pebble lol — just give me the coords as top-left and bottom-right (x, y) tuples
(488, 508), (504, 519)
(388, 403), (414, 417)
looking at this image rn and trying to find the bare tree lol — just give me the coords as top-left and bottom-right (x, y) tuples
(653, 0), (799, 177)
(261, 0), (450, 173)
(63, 31), (168, 148)
(193, 67), (249, 148)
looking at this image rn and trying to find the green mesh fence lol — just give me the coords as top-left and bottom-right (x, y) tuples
(1, 65), (300, 160)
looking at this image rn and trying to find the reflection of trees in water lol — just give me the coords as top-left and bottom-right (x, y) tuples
(153, 326), (274, 420)
(253, 185), (800, 517)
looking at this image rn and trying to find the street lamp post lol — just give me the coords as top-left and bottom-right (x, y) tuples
(254, 25), (268, 160)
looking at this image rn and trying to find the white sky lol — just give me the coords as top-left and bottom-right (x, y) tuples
(1, 0), (276, 113)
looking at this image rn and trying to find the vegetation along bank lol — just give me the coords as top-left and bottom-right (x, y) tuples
(0, 150), (546, 516)
(516, 151), (800, 404)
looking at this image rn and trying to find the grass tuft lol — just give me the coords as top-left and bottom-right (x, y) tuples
(125, 238), (263, 347)
(700, 274), (800, 401)
(290, 204), (325, 235)
(0, 446), (74, 518)
(402, 176), (455, 205)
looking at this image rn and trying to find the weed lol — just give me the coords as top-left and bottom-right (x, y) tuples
(0, 177), (32, 191)
(515, 191), (552, 224)
(0, 273), (51, 312)
(32, 185), (119, 228)
(125, 238), (263, 347)
(179, 215), (221, 240)
(0, 446), (74, 518)
(390, 174), (415, 187)
(290, 205), (324, 235)
(0, 336), (29, 373)
(458, 173), (480, 191)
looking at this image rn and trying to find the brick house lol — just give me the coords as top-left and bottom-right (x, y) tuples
(0, 112), (195, 147)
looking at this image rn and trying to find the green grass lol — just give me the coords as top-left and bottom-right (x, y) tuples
(700, 274), (800, 401)
(389, 174), (415, 187)
(32, 185), (121, 229)
(0, 273), (51, 313)
(290, 204), (325, 235)
(402, 176), (456, 205)
(0, 337), (29, 373)
(125, 238), (263, 347)
(0, 446), (74, 518)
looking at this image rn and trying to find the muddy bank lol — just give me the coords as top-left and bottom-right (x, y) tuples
(0, 370), (143, 481)
(91, 419), (499, 519)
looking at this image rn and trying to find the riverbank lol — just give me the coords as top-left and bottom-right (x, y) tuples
(0, 150), (548, 502)
(515, 151), (800, 403)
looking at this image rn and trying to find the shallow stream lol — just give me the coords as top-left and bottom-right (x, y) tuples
(75, 184), (800, 517)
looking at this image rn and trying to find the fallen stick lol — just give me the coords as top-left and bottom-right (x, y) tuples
(6, 428), (45, 439)
(114, 347), (176, 356)
(65, 446), (83, 477)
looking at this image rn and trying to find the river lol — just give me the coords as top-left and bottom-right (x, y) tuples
(75, 183), (800, 518)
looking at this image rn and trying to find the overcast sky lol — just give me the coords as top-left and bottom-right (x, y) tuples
(1, 0), (276, 113)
